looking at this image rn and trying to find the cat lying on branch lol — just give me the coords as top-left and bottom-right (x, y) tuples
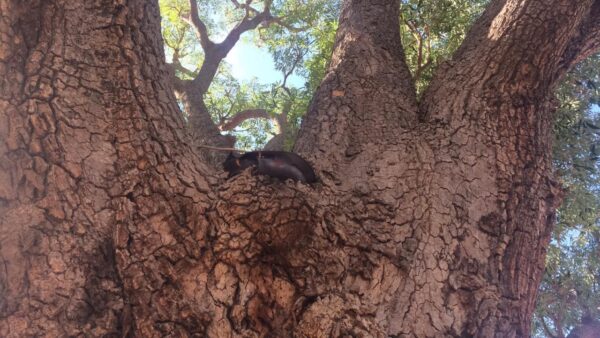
(223, 151), (317, 184)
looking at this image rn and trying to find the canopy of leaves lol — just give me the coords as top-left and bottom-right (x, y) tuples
(399, 0), (487, 93)
(160, 0), (339, 150)
(532, 54), (600, 338)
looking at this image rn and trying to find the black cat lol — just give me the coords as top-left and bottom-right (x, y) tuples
(223, 151), (316, 183)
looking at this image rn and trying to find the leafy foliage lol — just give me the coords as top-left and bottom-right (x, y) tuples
(532, 55), (600, 337)
(259, 1), (340, 94)
(399, 0), (487, 93)
(553, 58), (600, 234)
(160, 0), (339, 150)
(240, 0), (340, 149)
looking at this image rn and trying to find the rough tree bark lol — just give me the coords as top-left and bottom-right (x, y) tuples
(0, 0), (212, 335)
(1, 1), (599, 338)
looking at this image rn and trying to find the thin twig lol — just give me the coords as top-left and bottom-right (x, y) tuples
(196, 144), (241, 152)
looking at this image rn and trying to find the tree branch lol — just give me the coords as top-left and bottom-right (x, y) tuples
(421, 0), (596, 121)
(230, 0), (260, 14)
(560, 0), (600, 72)
(281, 47), (305, 90)
(168, 62), (196, 79)
(185, 0), (214, 51)
(165, 64), (190, 93)
(165, 48), (194, 93)
(183, 0), (305, 150)
(230, 0), (307, 33)
(295, 0), (418, 162)
(403, 17), (432, 82)
(540, 317), (560, 338)
(260, 15), (308, 33)
(216, 4), (272, 58)
(219, 109), (281, 131)
(170, 49), (197, 79)
(189, 1), (273, 95)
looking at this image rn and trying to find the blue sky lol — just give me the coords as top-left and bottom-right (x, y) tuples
(224, 39), (304, 87)
(225, 41), (278, 84)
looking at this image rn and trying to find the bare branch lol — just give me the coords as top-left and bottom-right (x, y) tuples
(189, 0), (306, 90)
(186, 1), (273, 94)
(230, 0), (259, 14)
(219, 109), (281, 131)
(171, 49), (197, 79)
(217, 9), (270, 58)
(281, 48), (306, 90)
(408, 21), (434, 82)
(195, 144), (239, 152)
(260, 16), (308, 33)
(168, 62), (196, 80)
(185, 0), (214, 50)
(165, 60), (192, 94)
(231, 0), (307, 33)
(540, 317), (560, 338)
(184, 0), (304, 135)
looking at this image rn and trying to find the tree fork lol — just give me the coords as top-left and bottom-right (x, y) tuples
(1, 0), (599, 337)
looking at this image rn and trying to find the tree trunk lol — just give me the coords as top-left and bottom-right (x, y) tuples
(1, 0), (599, 337)
(0, 0), (213, 335)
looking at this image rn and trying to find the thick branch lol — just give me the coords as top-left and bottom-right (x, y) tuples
(187, 0), (213, 50)
(295, 0), (418, 168)
(559, 0), (600, 72)
(166, 64), (191, 93)
(217, 4), (271, 59)
(189, 1), (271, 96)
(0, 1), (219, 335)
(421, 0), (596, 122)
